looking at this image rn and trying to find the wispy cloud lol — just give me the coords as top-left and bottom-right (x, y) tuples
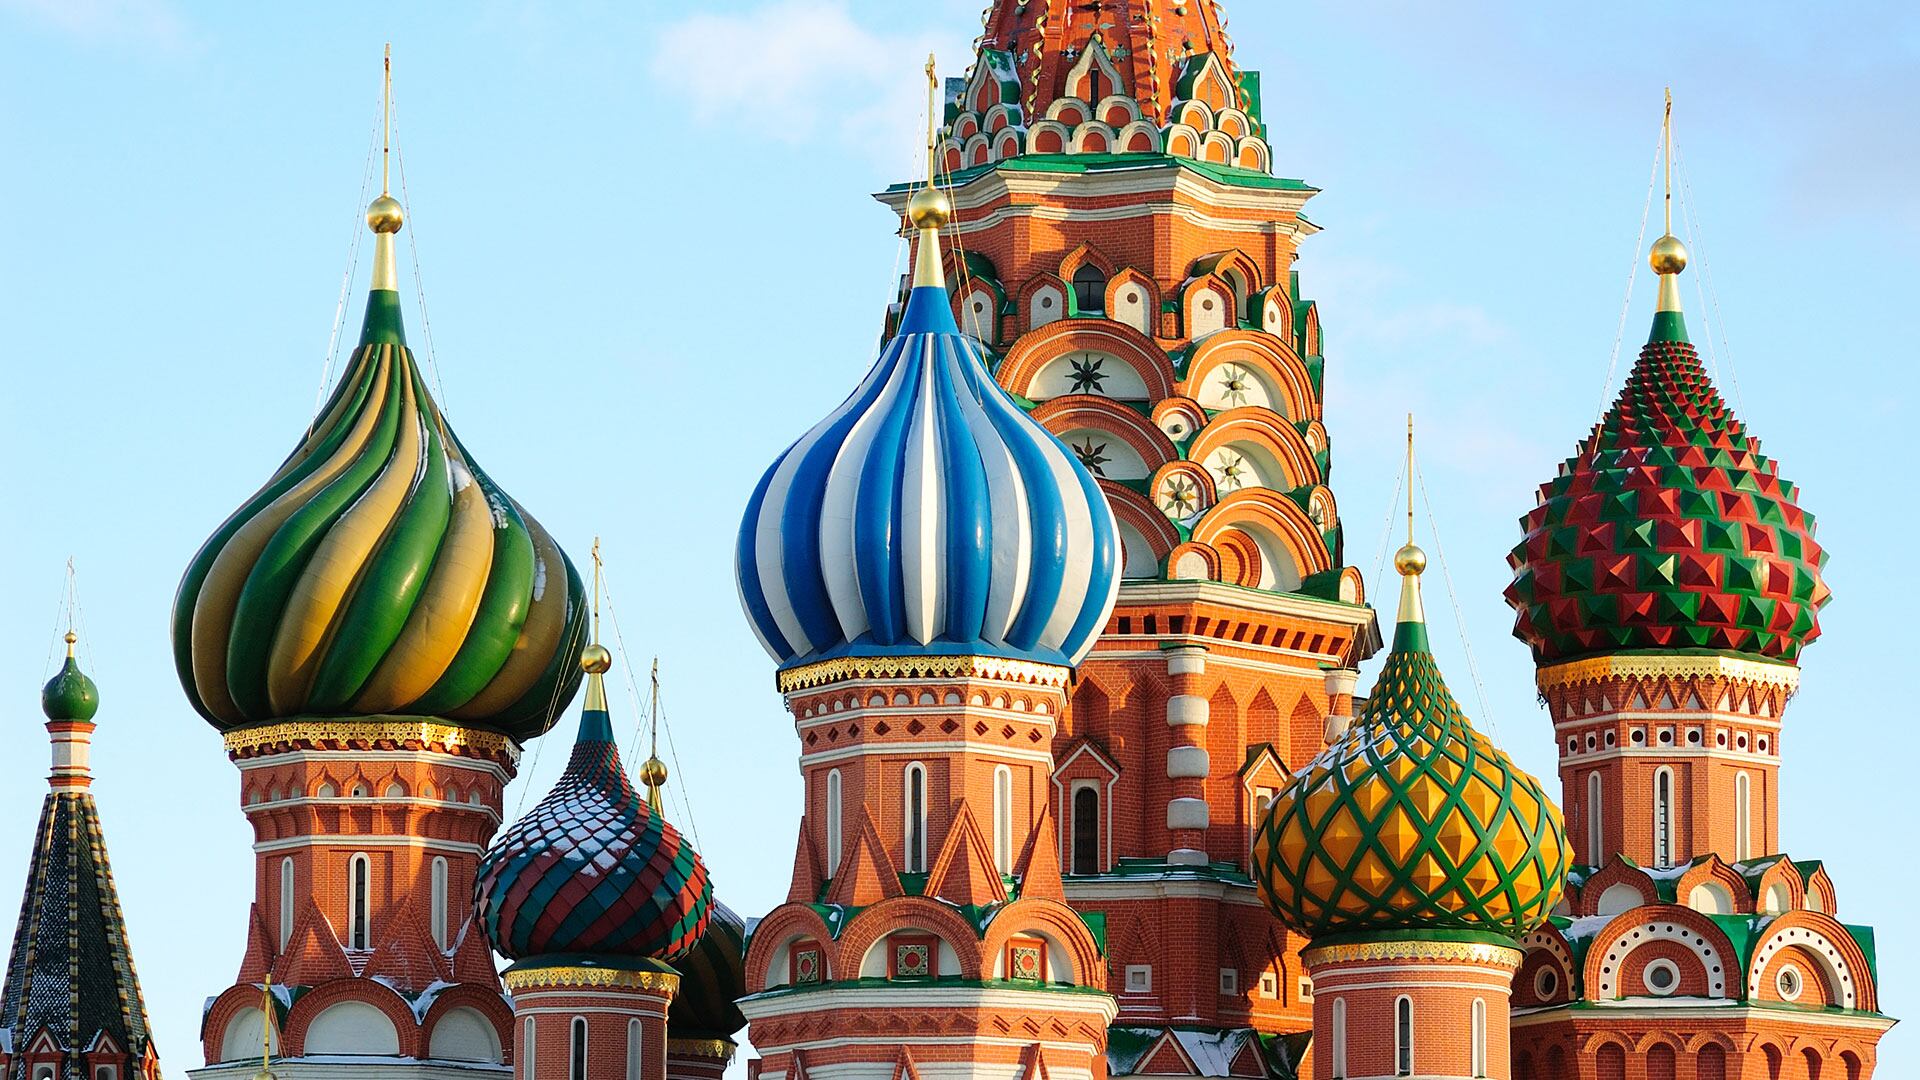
(0, 0), (190, 51)
(652, 0), (969, 168)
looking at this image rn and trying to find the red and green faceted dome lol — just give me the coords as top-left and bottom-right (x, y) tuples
(474, 675), (713, 962)
(1506, 312), (1828, 664)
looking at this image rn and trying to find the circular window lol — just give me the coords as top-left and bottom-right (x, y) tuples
(1202, 298), (1216, 311)
(1534, 967), (1560, 1001)
(1040, 296), (1054, 309)
(1737, 734), (1749, 749)
(1631, 729), (1646, 745)
(1643, 959), (1680, 997)
(1605, 731), (1617, 747)
(1567, 737), (1577, 754)
(1586, 734), (1597, 750)
(1658, 729), (1674, 745)
(1777, 965), (1804, 1001)
(1125, 291), (1140, 304)
(1717, 731), (1728, 746)
(1758, 736), (1770, 752)
(1688, 729), (1702, 745)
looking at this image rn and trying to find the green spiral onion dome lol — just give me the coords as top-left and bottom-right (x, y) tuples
(170, 200), (587, 741)
(42, 635), (100, 723)
(1505, 247), (1828, 665)
(1253, 548), (1570, 940)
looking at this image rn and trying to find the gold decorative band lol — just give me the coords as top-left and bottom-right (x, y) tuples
(1304, 940), (1521, 968)
(667, 1038), (737, 1061)
(778, 655), (1070, 693)
(224, 718), (518, 761)
(1536, 653), (1799, 694)
(503, 966), (681, 994)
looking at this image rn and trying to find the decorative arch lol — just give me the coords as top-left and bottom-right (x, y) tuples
(281, 977), (420, 1057)
(1584, 905), (1737, 1001)
(833, 898), (986, 981)
(1033, 398), (1177, 474)
(1117, 119), (1162, 154)
(1803, 864), (1838, 913)
(1106, 269), (1158, 336)
(1677, 857), (1753, 913)
(1190, 489), (1332, 586)
(741, 906), (838, 994)
(1180, 275), (1236, 339)
(1746, 910), (1875, 1012)
(1184, 410), (1321, 496)
(1028, 121), (1070, 155)
(1517, 925), (1576, 1004)
(1071, 122), (1117, 154)
(1104, 484), (1180, 579)
(1152, 397), (1208, 443)
(979, 897), (1106, 989)
(1182, 332), (1315, 421)
(1062, 39), (1125, 104)
(1094, 94), (1142, 128)
(1167, 541), (1221, 583)
(421, 986), (513, 1064)
(1164, 124), (1201, 159)
(998, 319), (1177, 402)
(1577, 858), (1657, 916)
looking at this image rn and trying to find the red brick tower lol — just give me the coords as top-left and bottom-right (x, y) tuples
(735, 152), (1125, 1079)
(873, 4), (1379, 1072)
(176, 57), (588, 1080)
(1502, 103), (1894, 1076)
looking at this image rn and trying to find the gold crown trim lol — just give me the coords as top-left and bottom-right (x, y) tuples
(777, 655), (1070, 693)
(223, 719), (517, 760)
(1303, 940), (1522, 968)
(666, 1038), (737, 1061)
(1536, 654), (1799, 694)
(503, 966), (682, 993)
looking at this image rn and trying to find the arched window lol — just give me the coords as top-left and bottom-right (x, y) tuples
(431, 856), (449, 950)
(993, 766), (1013, 874)
(1471, 998), (1487, 1077)
(1735, 772), (1752, 859)
(279, 857), (295, 949)
(626, 1018), (641, 1080)
(1071, 785), (1100, 875)
(1802, 1048), (1823, 1080)
(1653, 767), (1675, 867)
(904, 764), (928, 873)
(522, 1018), (535, 1080)
(825, 769), (844, 873)
(1394, 995), (1413, 1076)
(1586, 772), (1604, 865)
(1330, 997), (1347, 1079)
(95, 1066), (115, 1080)
(348, 853), (371, 950)
(1071, 263), (1107, 314)
(569, 1017), (587, 1080)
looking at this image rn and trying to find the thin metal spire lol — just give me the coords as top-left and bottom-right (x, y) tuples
(382, 45), (393, 197)
(1662, 87), (1673, 236)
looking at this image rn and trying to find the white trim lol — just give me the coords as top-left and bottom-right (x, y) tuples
(799, 742), (1055, 768)
(1089, 647), (1341, 677)
(1735, 771), (1752, 860)
(903, 762), (929, 874)
(1330, 997), (1347, 1079)
(279, 856), (295, 950)
(522, 1017), (534, 1080)
(1747, 924), (1858, 1009)
(736, 985), (1118, 1024)
(1586, 771), (1604, 866)
(1592, 920), (1729, 998)
(507, 1004), (670, 1020)
(1643, 957), (1681, 997)
(625, 1018), (640, 1080)
(1652, 766), (1675, 868)
(1510, 1004), (1894, 1032)
(244, 796), (502, 825)
(430, 856), (449, 951)
(253, 836), (488, 856)
(825, 769), (844, 874)
(347, 853), (372, 951)
(1471, 997), (1487, 1078)
(992, 765), (1013, 874)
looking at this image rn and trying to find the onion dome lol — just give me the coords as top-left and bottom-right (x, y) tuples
(1505, 232), (1827, 664)
(43, 633), (99, 723)
(667, 902), (746, 1043)
(474, 645), (713, 962)
(1252, 543), (1571, 939)
(170, 185), (587, 740)
(737, 188), (1121, 669)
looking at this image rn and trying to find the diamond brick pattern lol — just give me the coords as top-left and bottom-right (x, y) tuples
(1252, 627), (1570, 939)
(1506, 325), (1827, 663)
(475, 700), (711, 962)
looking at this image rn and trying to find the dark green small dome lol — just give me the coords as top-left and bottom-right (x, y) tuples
(42, 648), (99, 723)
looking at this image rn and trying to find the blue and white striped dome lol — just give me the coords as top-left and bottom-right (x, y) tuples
(736, 244), (1120, 671)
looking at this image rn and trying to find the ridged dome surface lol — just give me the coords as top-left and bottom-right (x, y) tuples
(474, 679), (712, 962)
(1505, 311), (1827, 664)
(1253, 597), (1570, 940)
(737, 281), (1121, 670)
(170, 292), (587, 740)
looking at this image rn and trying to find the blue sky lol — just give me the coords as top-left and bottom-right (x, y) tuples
(1, 0), (1914, 1072)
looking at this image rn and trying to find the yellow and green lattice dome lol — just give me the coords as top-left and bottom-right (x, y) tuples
(1252, 545), (1571, 940)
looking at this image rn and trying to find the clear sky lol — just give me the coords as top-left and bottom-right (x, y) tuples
(1, 0), (1914, 1073)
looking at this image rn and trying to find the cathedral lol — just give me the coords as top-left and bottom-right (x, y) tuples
(0, 3), (1895, 1080)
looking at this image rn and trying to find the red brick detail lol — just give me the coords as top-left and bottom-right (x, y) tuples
(980, 897), (1105, 989)
(236, 903), (274, 984)
(786, 813), (826, 904)
(741, 905), (838, 994)
(363, 898), (450, 987)
(280, 976), (423, 1057)
(420, 983), (514, 1066)
(1138, 1032), (1198, 1075)
(825, 807), (905, 906)
(272, 895), (352, 986)
(924, 803), (1007, 906)
(450, 917), (502, 984)
(833, 897), (987, 979)
(1013, 804), (1066, 900)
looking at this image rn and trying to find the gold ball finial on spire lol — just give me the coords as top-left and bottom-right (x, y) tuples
(366, 194), (405, 234)
(1393, 542), (1427, 577)
(640, 756), (668, 789)
(1649, 233), (1688, 275)
(907, 186), (952, 230)
(580, 643), (613, 675)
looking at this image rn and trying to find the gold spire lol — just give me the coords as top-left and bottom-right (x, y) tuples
(1649, 87), (1688, 313)
(642, 657), (668, 814)
(581, 537), (611, 710)
(252, 974), (277, 1080)
(907, 52), (953, 289)
(366, 44), (405, 291)
(1394, 414), (1428, 626)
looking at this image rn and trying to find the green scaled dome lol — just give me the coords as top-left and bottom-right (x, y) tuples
(170, 202), (587, 742)
(1505, 273), (1828, 665)
(42, 638), (99, 723)
(1253, 550), (1571, 940)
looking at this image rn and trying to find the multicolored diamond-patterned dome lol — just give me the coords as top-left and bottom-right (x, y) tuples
(170, 199), (587, 741)
(474, 653), (712, 962)
(1253, 549), (1570, 939)
(1505, 282), (1828, 665)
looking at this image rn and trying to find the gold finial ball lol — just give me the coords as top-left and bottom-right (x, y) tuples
(64, 631), (77, 646)
(906, 186), (952, 230)
(366, 194), (405, 234)
(640, 756), (669, 788)
(1649, 233), (1688, 275)
(580, 643), (613, 675)
(1393, 542), (1427, 577)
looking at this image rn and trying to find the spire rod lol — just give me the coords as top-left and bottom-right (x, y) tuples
(1405, 413), (1415, 547)
(366, 46), (405, 291)
(582, 537), (610, 713)
(644, 658), (666, 815)
(905, 54), (954, 290)
(924, 52), (938, 192)
(1648, 88), (1689, 318)
(1662, 87), (1672, 236)
(382, 44), (393, 197)
(1393, 414), (1427, 630)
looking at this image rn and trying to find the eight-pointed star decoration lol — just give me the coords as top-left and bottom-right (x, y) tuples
(1071, 437), (1111, 476)
(1218, 364), (1252, 407)
(1212, 450), (1250, 492)
(1068, 354), (1109, 395)
(1161, 475), (1199, 517)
